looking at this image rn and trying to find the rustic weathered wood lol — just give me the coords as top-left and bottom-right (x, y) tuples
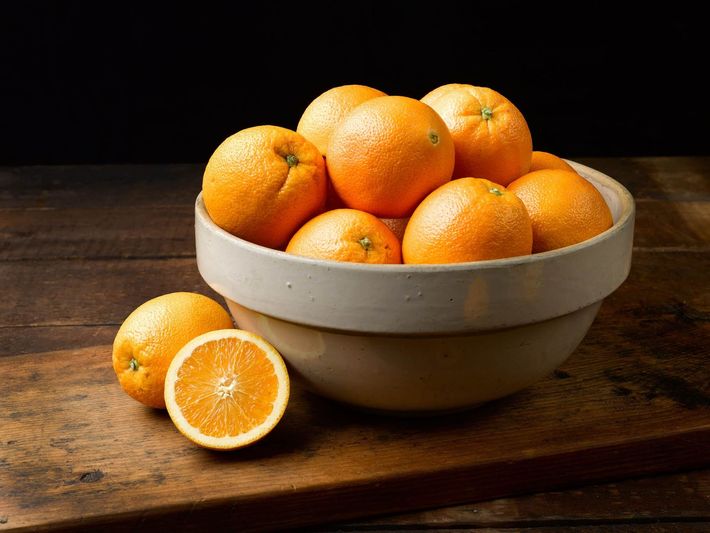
(0, 164), (202, 209)
(576, 156), (710, 201)
(1, 158), (709, 531)
(0, 206), (195, 261)
(335, 526), (710, 532)
(0, 258), (222, 329)
(1, 334), (708, 532)
(0, 325), (118, 357)
(345, 470), (710, 530)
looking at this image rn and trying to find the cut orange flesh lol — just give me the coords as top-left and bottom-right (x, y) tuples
(164, 329), (289, 450)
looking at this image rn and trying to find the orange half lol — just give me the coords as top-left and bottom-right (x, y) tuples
(164, 329), (289, 450)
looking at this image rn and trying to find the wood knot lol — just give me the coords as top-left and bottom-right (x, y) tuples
(79, 470), (105, 483)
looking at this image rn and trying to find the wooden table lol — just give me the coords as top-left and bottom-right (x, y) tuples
(1, 157), (709, 531)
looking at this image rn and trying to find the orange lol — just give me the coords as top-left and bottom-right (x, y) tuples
(402, 178), (532, 264)
(286, 208), (401, 264)
(297, 84), (387, 156)
(202, 125), (327, 249)
(529, 151), (576, 173)
(507, 169), (613, 253)
(112, 293), (234, 409)
(164, 329), (289, 450)
(421, 84), (532, 186)
(326, 96), (455, 218)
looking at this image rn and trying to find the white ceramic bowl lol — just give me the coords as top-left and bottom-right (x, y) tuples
(195, 161), (635, 414)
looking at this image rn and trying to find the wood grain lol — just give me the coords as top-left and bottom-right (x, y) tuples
(0, 340), (708, 532)
(345, 470), (709, 530)
(1, 158), (709, 531)
(0, 164), (202, 209)
(326, 522), (708, 533)
(0, 258), (222, 329)
(576, 156), (710, 201)
(0, 206), (195, 261)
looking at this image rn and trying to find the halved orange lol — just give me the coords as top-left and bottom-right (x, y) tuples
(164, 329), (289, 450)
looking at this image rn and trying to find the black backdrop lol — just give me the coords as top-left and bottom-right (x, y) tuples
(2, 3), (707, 164)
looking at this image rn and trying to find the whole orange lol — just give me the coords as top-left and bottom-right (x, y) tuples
(529, 151), (576, 173)
(507, 169), (613, 253)
(421, 84), (532, 186)
(326, 96), (455, 218)
(202, 125), (327, 249)
(286, 208), (401, 264)
(297, 84), (387, 157)
(402, 178), (532, 264)
(112, 292), (234, 409)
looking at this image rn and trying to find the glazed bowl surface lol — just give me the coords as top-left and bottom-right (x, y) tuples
(195, 161), (635, 413)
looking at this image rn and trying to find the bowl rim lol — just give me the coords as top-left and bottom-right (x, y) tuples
(195, 160), (635, 272)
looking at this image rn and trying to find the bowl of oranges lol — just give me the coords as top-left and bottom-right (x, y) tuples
(195, 84), (635, 414)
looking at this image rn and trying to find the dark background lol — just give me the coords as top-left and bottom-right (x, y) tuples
(2, 3), (707, 165)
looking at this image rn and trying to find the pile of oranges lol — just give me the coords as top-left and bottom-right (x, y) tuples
(203, 83), (613, 265)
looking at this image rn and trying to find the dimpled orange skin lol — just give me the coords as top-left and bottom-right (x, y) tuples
(529, 151), (576, 173)
(297, 84), (387, 157)
(507, 169), (613, 253)
(286, 209), (402, 264)
(202, 125), (327, 249)
(402, 178), (533, 264)
(112, 293), (234, 409)
(421, 84), (532, 186)
(326, 96), (455, 218)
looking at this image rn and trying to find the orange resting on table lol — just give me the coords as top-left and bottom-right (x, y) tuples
(112, 292), (233, 409)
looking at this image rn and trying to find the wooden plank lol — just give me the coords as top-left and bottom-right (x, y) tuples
(1, 199), (709, 261)
(1, 159), (709, 531)
(0, 325), (118, 357)
(1, 339), (708, 532)
(0, 258), (222, 329)
(0, 164), (202, 209)
(346, 470), (710, 529)
(576, 156), (710, 201)
(0, 206), (195, 261)
(633, 200), (710, 251)
(1, 158), (709, 210)
(334, 526), (710, 532)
